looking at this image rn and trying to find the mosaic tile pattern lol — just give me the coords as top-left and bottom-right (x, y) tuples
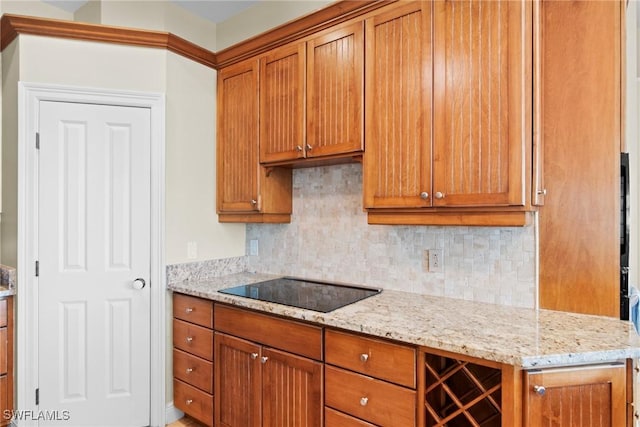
(247, 164), (536, 308)
(166, 256), (247, 286)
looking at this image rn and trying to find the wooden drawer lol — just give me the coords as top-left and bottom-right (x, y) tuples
(173, 293), (213, 328)
(214, 304), (322, 360)
(174, 379), (213, 427)
(325, 407), (376, 427)
(325, 365), (416, 426)
(0, 300), (7, 328)
(173, 349), (213, 394)
(0, 328), (6, 375)
(325, 329), (416, 388)
(173, 319), (213, 361)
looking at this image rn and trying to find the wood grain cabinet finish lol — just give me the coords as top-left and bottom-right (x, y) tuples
(259, 22), (364, 165)
(259, 42), (306, 164)
(172, 294), (214, 426)
(0, 298), (11, 427)
(325, 329), (417, 426)
(364, 0), (532, 225)
(305, 21), (363, 160)
(524, 363), (627, 427)
(214, 309), (323, 427)
(537, 0), (622, 317)
(216, 58), (292, 223)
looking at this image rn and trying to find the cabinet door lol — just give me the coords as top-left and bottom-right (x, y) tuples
(306, 21), (363, 158)
(524, 364), (627, 427)
(262, 347), (323, 427)
(217, 59), (260, 213)
(214, 333), (262, 427)
(260, 43), (306, 163)
(432, 0), (529, 207)
(363, 2), (432, 209)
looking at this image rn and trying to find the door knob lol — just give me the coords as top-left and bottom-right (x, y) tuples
(132, 278), (146, 290)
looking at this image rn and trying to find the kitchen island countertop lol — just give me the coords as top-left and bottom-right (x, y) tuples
(168, 272), (640, 369)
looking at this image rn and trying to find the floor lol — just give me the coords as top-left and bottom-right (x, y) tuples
(166, 416), (207, 427)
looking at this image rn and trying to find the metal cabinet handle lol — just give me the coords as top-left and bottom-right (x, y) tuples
(434, 192), (445, 199)
(533, 385), (546, 396)
(185, 307), (193, 313)
(186, 399), (193, 405)
(250, 353), (258, 360)
(306, 144), (313, 151)
(296, 145), (303, 152)
(261, 356), (269, 364)
(251, 199), (257, 205)
(360, 353), (369, 363)
(186, 336), (193, 343)
(420, 192), (429, 200)
(186, 367), (194, 373)
(360, 397), (368, 406)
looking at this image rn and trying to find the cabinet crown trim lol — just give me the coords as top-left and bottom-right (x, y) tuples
(0, 13), (217, 69)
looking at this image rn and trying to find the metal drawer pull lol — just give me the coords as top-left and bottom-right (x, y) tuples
(296, 145), (303, 152)
(185, 307), (193, 313)
(360, 353), (369, 363)
(250, 353), (258, 360)
(186, 399), (193, 405)
(186, 336), (193, 343)
(435, 191), (445, 199)
(533, 385), (546, 396)
(420, 192), (429, 200)
(261, 356), (269, 364)
(360, 397), (368, 406)
(186, 368), (193, 374)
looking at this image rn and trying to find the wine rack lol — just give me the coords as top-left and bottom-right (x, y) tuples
(423, 353), (502, 427)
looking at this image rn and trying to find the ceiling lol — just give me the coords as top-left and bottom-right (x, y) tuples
(41, 0), (259, 24)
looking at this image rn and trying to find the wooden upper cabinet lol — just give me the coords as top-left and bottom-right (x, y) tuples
(260, 22), (364, 165)
(363, 2), (432, 209)
(432, 0), (529, 207)
(217, 59), (260, 213)
(260, 43), (306, 164)
(217, 59), (292, 223)
(306, 21), (364, 159)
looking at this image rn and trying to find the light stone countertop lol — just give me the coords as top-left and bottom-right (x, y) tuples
(0, 286), (14, 298)
(168, 272), (640, 369)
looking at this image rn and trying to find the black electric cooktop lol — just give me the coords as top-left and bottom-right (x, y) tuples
(218, 277), (381, 313)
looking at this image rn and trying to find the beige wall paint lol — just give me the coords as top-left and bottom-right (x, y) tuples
(216, 0), (332, 50)
(0, 0), (73, 19)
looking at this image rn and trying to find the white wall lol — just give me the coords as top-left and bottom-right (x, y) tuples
(216, 0), (332, 50)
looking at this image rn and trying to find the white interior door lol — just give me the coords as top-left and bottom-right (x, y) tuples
(37, 100), (151, 427)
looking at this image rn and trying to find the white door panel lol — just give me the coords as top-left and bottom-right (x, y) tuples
(38, 101), (151, 427)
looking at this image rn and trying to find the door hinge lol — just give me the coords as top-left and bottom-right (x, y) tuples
(35, 388), (39, 405)
(35, 261), (39, 277)
(36, 132), (40, 150)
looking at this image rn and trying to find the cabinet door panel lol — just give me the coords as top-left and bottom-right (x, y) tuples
(262, 347), (323, 427)
(307, 22), (363, 158)
(433, 0), (528, 207)
(214, 333), (261, 427)
(524, 364), (627, 427)
(217, 60), (260, 213)
(260, 43), (306, 163)
(363, 2), (432, 209)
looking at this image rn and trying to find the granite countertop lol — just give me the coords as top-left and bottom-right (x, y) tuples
(0, 286), (14, 298)
(168, 272), (640, 369)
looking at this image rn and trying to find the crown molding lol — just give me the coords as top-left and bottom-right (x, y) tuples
(0, 13), (217, 69)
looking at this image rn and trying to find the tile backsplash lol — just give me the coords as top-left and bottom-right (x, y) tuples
(247, 164), (536, 308)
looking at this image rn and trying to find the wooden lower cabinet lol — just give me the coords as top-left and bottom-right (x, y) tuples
(0, 297), (12, 427)
(214, 332), (322, 427)
(524, 363), (628, 427)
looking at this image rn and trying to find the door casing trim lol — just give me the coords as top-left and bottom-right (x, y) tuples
(17, 82), (166, 427)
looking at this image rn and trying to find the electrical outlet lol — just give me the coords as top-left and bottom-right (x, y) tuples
(249, 239), (259, 256)
(429, 249), (443, 273)
(187, 241), (198, 259)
